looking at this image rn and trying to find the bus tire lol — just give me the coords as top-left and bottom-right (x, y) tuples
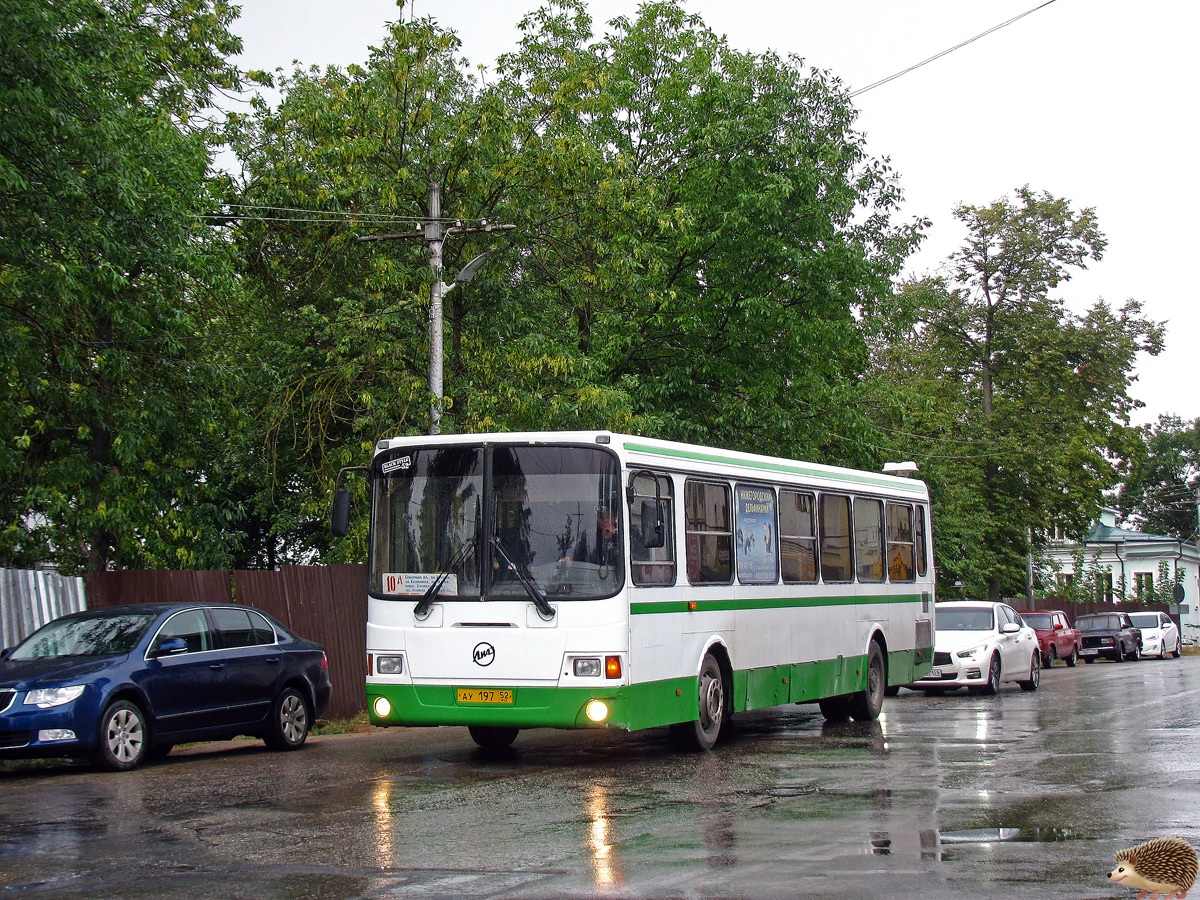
(818, 695), (853, 722)
(468, 726), (519, 750)
(671, 652), (726, 751)
(849, 641), (886, 721)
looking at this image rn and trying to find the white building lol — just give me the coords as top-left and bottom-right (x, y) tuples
(1044, 508), (1200, 632)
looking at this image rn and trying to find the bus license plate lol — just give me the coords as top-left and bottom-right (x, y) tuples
(456, 688), (514, 705)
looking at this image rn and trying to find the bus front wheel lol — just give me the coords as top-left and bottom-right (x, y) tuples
(468, 725), (519, 750)
(671, 652), (726, 751)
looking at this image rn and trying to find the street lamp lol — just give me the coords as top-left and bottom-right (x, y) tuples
(356, 182), (514, 435)
(428, 248), (499, 435)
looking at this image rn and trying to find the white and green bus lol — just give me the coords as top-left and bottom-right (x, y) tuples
(333, 431), (934, 750)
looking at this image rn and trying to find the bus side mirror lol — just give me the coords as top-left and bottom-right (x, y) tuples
(332, 489), (352, 538)
(639, 500), (665, 549)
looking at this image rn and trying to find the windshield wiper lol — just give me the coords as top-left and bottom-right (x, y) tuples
(489, 536), (556, 620)
(413, 540), (475, 619)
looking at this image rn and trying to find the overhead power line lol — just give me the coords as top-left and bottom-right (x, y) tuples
(850, 0), (1058, 98)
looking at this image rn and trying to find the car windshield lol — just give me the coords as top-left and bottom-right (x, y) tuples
(1128, 614), (1161, 629)
(1022, 614), (1053, 629)
(1076, 615), (1121, 631)
(10, 612), (157, 659)
(937, 607), (995, 631)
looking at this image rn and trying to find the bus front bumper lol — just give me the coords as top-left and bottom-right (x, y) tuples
(367, 679), (696, 731)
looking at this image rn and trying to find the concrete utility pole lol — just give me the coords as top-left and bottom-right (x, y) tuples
(356, 181), (515, 434)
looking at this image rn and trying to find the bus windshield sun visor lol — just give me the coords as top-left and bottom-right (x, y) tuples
(489, 536), (556, 620)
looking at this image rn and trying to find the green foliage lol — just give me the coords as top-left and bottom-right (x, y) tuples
(0, 0), (244, 571)
(1116, 415), (1200, 541)
(222, 1), (920, 563)
(866, 188), (1165, 601)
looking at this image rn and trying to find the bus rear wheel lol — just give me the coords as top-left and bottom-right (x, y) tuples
(468, 725), (519, 750)
(849, 641), (886, 721)
(671, 652), (726, 751)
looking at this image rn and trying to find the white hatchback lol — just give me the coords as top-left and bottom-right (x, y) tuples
(1127, 611), (1182, 659)
(906, 600), (1041, 695)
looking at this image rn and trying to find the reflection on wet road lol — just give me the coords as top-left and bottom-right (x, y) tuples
(3, 657), (1200, 899)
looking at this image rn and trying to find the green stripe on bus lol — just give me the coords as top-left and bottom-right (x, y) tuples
(630, 593), (925, 615)
(622, 441), (926, 494)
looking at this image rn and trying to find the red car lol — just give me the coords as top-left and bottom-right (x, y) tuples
(1020, 609), (1082, 667)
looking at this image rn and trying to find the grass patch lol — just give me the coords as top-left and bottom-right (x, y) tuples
(312, 711), (374, 735)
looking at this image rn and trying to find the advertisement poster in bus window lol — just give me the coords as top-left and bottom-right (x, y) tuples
(736, 486), (777, 584)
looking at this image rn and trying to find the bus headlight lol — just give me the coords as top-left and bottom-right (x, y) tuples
(585, 700), (609, 723)
(573, 658), (602, 677)
(373, 697), (392, 718)
(376, 655), (404, 676)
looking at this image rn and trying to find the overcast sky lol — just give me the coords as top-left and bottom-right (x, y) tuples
(229, 0), (1199, 427)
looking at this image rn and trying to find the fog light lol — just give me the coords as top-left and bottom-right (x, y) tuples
(585, 700), (609, 722)
(37, 729), (75, 742)
(373, 696), (392, 718)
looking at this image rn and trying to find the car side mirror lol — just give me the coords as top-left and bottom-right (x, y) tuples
(1053, 622), (1063, 630)
(1001, 623), (1020, 634)
(0, 647), (11, 661)
(152, 637), (188, 658)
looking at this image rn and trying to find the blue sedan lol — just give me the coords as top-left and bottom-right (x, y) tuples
(0, 602), (332, 771)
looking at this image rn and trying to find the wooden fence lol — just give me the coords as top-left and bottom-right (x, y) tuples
(84, 565), (367, 720)
(1008, 597), (1170, 618)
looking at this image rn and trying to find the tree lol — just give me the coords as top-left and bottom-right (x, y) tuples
(223, 0), (922, 562)
(0, 0), (244, 571)
(1116, 415), (1200, 541)
(866, 187), (1165, 601)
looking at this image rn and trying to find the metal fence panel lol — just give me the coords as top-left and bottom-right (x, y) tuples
(0, 569), (87, 649)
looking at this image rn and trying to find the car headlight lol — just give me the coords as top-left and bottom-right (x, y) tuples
(956, 645), (986, 659)
(25, 686), (85, 708)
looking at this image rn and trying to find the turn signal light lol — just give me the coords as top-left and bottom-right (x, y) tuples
(605, 656), (622, 679)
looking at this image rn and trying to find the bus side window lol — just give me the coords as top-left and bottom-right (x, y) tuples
(628, 473), (676, 586)
(685, 480), (733, 585)
(914, 504), (929, 577)
(886, 502), (915, 582)
(854, 497), (884, 583)
(779, 490), (818, 583)
(819, 494), (853, 583)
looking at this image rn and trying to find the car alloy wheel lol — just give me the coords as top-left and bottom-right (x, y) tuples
(265, 687), (310, 751)
(94, 700), (149, 772)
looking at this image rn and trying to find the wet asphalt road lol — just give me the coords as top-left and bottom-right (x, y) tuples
(3, 655), (1200, 900)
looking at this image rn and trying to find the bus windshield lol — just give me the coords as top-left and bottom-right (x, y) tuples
(369, 443), (623, 601)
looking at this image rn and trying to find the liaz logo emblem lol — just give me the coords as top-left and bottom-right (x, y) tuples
(381, 456), (412, 474)
(472, 642), (496, 667)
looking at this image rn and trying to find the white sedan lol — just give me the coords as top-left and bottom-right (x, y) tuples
(1128, 611), (1182, 659)
(906, 600), (1041, 695)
